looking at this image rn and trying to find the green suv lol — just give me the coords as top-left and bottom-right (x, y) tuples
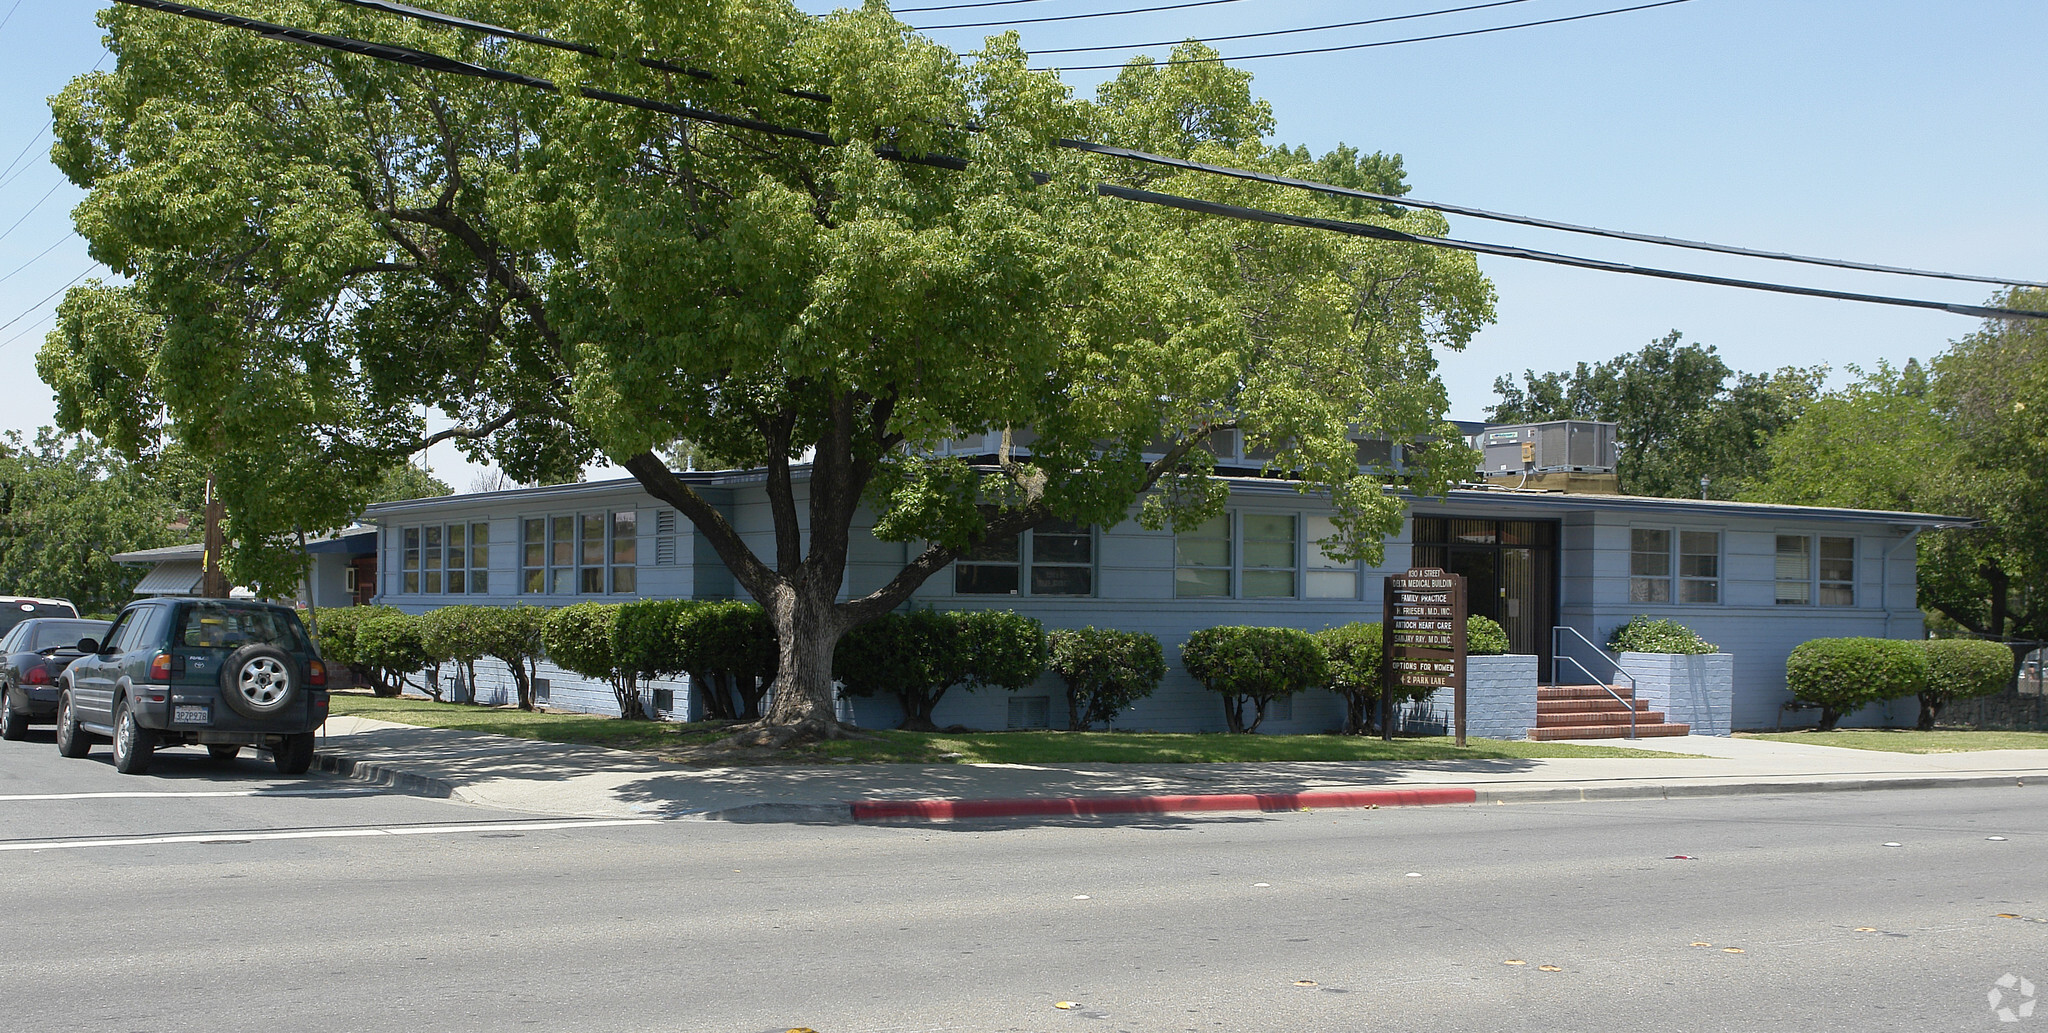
(55, 597), (331, 776)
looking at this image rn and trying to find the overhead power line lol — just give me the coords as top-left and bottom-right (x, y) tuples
(0, 263), (99, 339)
(911, 0), (1321, 31)
(1029, 0), (1540, 55)
(105, 0), (2048, 322)
(1034, 0), (1698, 69)
(0, 181), (63, 245)
(895, 0), (1210, 13)
(0, 230), (76, 286)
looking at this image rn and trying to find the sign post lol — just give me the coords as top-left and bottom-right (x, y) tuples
(1383, 567), (1469, 746)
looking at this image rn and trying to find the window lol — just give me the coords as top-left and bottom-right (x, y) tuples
(1777, 535), (1855, 606)
(1305, 516), (1361, 599)
(1241, 513), (1297, 598)
(955, 516), (1095, 596)
(521, 511), (638, 596)
(399, 523), (490, 594)
(1174, 513), (1232, 598)
(1630, 529), (1720, 604)
(1007, 695), (1051, 729)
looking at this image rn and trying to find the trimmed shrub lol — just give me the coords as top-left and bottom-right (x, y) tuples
(1316, 622), (1385, 734)
(480, 605), (551, 711)
(1181, 626), (1327, 734)
(312, 605), (405, 696)
(1467, 615), (1511, 656)
(675, 601), (779, 721)
(1047, 627), (1165, 731)
(542, 602), (644, 719)
(1918, 638), (2014, 730)
(834, 609), (1044, 730)
(354, 611), (436, 699)
(1785, 637), (1928, 730)
(835, 609), (963, 731)
(1607, 616), (1718, 655)
(418, 605), (500, 703)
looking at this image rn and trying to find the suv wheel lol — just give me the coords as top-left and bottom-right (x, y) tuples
(0, 688), (27, 741)
(272, 732), (315, 776)
(220, 644), (301, 719)
(112, 699), (156, 775)
(54, 689), (90, 759)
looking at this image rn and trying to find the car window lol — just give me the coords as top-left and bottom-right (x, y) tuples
(0, 601), (76, 638)
(177, 603), (310, 652)
(0, 625), (21, 653)
(99, 611), (138, 653)
(26, 620), (111, 652)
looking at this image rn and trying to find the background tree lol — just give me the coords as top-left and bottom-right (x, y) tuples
(1489, 331), (1821, 498)
(45, 6), (1490, 744)
(0, 429), (190, 614)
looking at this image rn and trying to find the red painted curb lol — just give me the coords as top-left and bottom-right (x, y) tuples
(849, 787), (1477, 821)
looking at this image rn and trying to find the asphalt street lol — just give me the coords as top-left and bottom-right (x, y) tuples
(2, 731), (2043, 1033)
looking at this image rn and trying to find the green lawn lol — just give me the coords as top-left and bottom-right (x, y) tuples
(331, 693), (1700, 765)
(1739, 729), (2048, 753)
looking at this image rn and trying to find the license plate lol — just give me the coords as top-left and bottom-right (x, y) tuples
(173, 705), (210, 725)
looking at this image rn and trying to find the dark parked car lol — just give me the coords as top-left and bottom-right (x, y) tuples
(0, 596), (80, 640)
(0, 617), (113, 740)
(55, 597), (330, 775)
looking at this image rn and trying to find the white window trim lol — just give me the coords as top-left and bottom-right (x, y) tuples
(1775, 532), (1858, 607)
(1629, 526), (1722, 606)
(1174, 510), (1361, 601)
(520, 510), (640, 598)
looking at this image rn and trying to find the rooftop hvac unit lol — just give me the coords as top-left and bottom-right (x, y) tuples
(1477, 420), (1618, 475)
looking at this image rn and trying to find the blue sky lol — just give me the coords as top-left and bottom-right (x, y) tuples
(2, 0), (2042, 486)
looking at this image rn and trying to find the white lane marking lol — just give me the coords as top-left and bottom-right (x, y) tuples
(0, 818), (660, 852)
(0, 789), (381, 802)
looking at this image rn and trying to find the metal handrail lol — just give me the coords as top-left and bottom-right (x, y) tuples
(1551, 626), (1638, 739)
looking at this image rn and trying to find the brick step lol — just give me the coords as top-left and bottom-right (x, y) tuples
(1526, 722), (1691, 740)
(1536, 709), (1666, 728)
(1538, 685), (1636, 701)
(1537, 698), (1652, 715)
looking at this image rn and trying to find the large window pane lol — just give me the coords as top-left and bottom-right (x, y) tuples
(956, 565), (1020, 595)
(1175, 514), (1231, 598)
(1819, 536), (1855, 606)
(1174, 568), (1230, 597)
(1776, 535), (1811, 605)
(612, 511), (637, 564)
(1242, 570), (1296, 598)
(1031, 566), (1092, 596)
(581, 515), (605, 566)
(551, 517), (575, 566)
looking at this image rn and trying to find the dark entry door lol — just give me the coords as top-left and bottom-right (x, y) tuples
(1412, 517), (1558, 667)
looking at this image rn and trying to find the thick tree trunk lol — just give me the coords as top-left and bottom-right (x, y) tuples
(738, 585), (857, 746)
(1817, 705), (1841, 731)
(1917, 693), (1947, 731)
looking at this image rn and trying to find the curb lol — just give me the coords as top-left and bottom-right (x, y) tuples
(1470, 774), (2034, 805)
(313, 751), (460, 800)
(848, 787), (1478, 822)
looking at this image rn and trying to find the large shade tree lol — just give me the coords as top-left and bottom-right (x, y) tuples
(43, 1), (1492, 743)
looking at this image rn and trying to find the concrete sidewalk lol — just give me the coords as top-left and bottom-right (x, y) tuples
(310, 716), (2048, 823)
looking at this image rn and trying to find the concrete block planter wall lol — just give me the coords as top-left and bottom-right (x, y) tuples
(1621, 651), (1733, 736)
(1395, 654), (1539, 741)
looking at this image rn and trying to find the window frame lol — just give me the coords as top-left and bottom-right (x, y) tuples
(1174, 510), (1360, 601)
(519, 510), (640, 598)
(953, 515), (1097, 598)
(1628, 527), (1721, 606)
(398, 522), (493, 595)
(1776, 533), (1857, 607)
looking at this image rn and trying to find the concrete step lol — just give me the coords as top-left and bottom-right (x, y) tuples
(1526, 722), (1691, 740)
(1537, 698), (1651, 714)
(1536, 709), (1667, 727)
(1538, 685), (1636, 701)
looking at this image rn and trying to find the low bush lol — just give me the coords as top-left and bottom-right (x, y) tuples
(1607, 616), (1718, 654)
(1785, 637), (1928, 730)
(1181, 626), (1327, 734)
(1316, 622), (1385, 734)
(1918, 638), (2014, 730)
(1047, 627), (1165, 731)
(543, 602), (643, 719)
(1467, 615), (1511, 656)
(418, 605), (500, 703)
(479, 605), (550, 711)
(835, 609), (1045, 731)
(312, 605), (404, 696)
(676, 601), (779, 721)
(354, 611), (437, 698)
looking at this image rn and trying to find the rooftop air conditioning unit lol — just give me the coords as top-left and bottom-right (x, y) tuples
(1477, 420), (1618, 475)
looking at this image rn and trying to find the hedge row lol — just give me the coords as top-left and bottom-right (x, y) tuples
(1786, 636), (2013, 730)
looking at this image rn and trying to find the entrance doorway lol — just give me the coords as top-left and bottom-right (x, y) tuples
(1410, 517), (1559, 667)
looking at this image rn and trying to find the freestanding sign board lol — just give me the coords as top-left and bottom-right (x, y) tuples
(1382, 568), (1469, 746)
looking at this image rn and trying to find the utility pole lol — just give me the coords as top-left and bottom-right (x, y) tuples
(201, 473), (230, 598)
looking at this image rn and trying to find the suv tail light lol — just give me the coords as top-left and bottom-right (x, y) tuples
(24, 666), (51, 685)
(148, 651), (172, 682)
(308, 660), (327, 687)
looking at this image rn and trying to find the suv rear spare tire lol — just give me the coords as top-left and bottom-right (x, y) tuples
(220, 644), (300, 719)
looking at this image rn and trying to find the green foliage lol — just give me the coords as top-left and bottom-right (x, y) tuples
(354, 611), (434, 699)
(1180, 626), (1328, 733)
(1315, 622), (1386, 734)
(957, 610), (1049, 693)
(1916, 637), (2015, 729)
(617, 599), (779, 721)
(1046, 626), (1166, 731)
(44, 7), (1494, 736)
(835, 609), (965, 732)
(478, 604), (551, 711)
(418, 604), (506, 704)
(1466, 615), (1511, 656)
(542, 602), (644, 720)
(1489, 331), (1823, 499)
(310, 604), (403, 695)
(0, 429), (192, 613)
(369, 465), (454, 505)
(1606, 616), (1718, 655)
(1785, 637), (1929, 730)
